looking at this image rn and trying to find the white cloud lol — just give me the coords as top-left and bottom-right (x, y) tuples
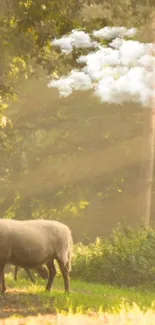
(48, 70), (92, 97)
(93, 26), (137, 40)
(49, 27), (155, 107)
(52, 29), (99, 54)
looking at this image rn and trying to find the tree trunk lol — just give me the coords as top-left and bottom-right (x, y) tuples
(143, 109), (155, 227)
(137, 18), (155, 228)
(137, 107), (155, 228)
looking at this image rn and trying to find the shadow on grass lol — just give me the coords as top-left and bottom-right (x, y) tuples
(0, 289), (56, 319)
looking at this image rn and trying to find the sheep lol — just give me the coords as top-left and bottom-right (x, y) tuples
(0, 219), (73, 294)
(14, 265), (48, 283)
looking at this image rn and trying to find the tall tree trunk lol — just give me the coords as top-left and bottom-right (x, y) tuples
(137, 108), (155, 228)
(137, 18), (155, 228)
(143, 109), (155, 228)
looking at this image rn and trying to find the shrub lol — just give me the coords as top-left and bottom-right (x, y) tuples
(71, 226), (155, 286)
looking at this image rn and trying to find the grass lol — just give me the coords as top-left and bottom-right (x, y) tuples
(1, 272), (155, 324)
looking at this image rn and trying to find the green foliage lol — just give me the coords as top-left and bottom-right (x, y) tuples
(30, 199), (89, 220)
(72, 226), (155, 287)
(2, 191), (90, 220)
(3, 191), (21, 219)
(0, 0), (83, 96)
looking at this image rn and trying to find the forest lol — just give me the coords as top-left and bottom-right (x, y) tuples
(0, 0), (155, 324)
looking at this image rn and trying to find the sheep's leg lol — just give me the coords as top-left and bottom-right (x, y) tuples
(14, 267), (35, 283)
(1, 270), (6, 294)
(45, 260), (56, 291)
(14, 266), (18, 281)
(57, 259), (70, 293)
(0, 263), (6, 295)
(25, 269), (36, 283)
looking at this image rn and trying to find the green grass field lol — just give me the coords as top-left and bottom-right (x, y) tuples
(1, 273), (155, 324)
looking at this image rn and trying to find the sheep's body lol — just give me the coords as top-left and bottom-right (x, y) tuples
(0, 219), (73, 294)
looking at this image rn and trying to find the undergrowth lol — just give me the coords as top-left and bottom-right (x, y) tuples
(72, 226), (155, 287)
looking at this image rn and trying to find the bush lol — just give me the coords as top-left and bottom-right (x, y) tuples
(71, 226), (155, 286)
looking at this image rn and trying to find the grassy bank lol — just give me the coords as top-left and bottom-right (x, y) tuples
(1, 273), (155, 320)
